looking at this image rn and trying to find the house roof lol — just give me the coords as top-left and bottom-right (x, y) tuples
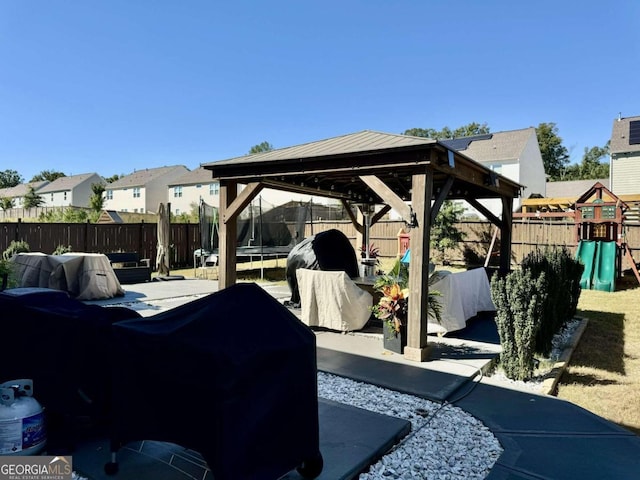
(169, 166), (215, 186)
(610, 115), (640, 154)
(37, 173), (102, 193)
(108, 166), (188, 189)
(442, 127), (536, 163)
(203, 129), (522, 204)
(545, 178), (609, 199)
(1, 181), (49, 198)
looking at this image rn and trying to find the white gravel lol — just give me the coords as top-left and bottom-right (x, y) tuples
(317, 372), (502, 479)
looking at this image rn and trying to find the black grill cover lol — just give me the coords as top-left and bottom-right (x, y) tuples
(110, 283), (320, 480)
(0, 288), (141, 421)
(285, 229), (360, 304)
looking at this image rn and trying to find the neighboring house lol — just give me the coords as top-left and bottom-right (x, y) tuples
(545, 178), (610, 199)
(610, 115), (640, 195)
(37, 173), (103, 208)
(173, 167), (337, 218)
(104, 165), (189, 214)
(441, 127), (546, 218)
(167, 167), (220, 216)
(0, 181), (49, 208)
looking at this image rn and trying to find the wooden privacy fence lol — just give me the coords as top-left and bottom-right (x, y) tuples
(2, 219), (639, 269)
(0, 222), (201, 268)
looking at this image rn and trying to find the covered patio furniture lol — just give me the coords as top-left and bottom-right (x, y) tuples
(296, 268), (373, 332)
(428, 268), (496, 335)
(10, 252), (124, 299)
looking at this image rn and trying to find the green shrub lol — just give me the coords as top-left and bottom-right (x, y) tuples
(3, 240), (30, 260)
(521, 247), (584, 356)
(53, 244), (72, 255)
(491, 269), (547, 381)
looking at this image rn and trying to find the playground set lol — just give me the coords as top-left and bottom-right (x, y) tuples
(574, 183), (640, 292)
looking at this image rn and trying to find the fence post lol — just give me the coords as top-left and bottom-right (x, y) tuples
(15, 218), (21, 242)
(84, 220), (90, 252)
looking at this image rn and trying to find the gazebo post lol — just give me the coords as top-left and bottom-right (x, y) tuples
(404, 171), (433, 362)
(500, 196), (513, 275)
(219, 180), (238, 289)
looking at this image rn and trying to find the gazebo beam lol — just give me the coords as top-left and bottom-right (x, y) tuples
(430, 176), (454, 224)
(221, 182), (263, 223)
(466, 198), (503, 228)
(359, 175), (411, 221)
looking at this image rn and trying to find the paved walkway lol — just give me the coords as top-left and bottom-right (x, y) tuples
(76, 279), (640, 479)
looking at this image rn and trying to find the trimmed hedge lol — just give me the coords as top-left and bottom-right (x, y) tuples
(521, 247), (584, 356)
(490, 246), (584, 381)
(491, 269), (547, 381)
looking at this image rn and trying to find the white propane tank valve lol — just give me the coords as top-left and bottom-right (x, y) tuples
(0, 379), (47, 455)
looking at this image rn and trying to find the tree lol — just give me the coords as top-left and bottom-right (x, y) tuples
(23, 186), (44, 208)
(104, 174), (122, 183)
(430, 201), (466, 264)
(0, 169), (23, 188)
(89, 183), (105, 212)
(249, 141), (274, 154)
(30, 170), (66, 182)
(562, 143), (610, 181)
(404, 122), (490, 139)
(535, 123), (569, 180)
(0, 197), (15, 211)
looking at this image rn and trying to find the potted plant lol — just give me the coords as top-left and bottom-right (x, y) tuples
(371, 271), (442, 354)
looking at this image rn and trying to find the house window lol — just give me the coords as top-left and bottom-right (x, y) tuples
(489, 164), (503, 174)
(134, 208), (138, 213)
(50, 193), (54, 201)
(175, 208), (181, 215)
(64, 192), (67, 201)
(174, 186), (183, 198)
(196, 184), (202, 189)
(209, 183), (219, 195)
(133, 187), (141, 198)
(106, 190), (113, 200)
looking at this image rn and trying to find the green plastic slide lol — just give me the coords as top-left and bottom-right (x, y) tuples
(593, 241), (617, 292)
(576, 240), (597, 290)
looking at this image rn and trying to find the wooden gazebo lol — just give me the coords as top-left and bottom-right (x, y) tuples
(203, 130), (521, 362)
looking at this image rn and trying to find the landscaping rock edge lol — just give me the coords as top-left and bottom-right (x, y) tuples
(541, 316), (589, 395)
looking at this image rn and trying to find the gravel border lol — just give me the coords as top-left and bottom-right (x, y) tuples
(317, 372), (502, 479)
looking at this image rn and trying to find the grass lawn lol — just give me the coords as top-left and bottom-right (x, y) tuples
(556, 275), (640, 435)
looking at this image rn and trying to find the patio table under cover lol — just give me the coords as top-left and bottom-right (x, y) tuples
(10, 252), (124, 300)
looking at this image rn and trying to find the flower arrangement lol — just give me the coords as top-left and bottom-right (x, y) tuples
(371, 268), (442, 337)
(371, 279), (409, 334)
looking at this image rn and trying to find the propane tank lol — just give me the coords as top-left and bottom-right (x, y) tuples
(0, 379), (46, 455)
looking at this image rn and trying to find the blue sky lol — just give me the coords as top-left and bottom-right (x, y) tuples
(1, 0), (639, 182)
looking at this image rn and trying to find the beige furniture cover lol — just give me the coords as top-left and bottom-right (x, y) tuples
(296, 268), (373, 332)
(10, 252), (125, 300)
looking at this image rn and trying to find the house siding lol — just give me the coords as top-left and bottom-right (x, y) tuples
(611, 154), (640, 195)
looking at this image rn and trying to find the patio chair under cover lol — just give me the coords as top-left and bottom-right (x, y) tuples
(107, 282), (322, 480)
(296, 268), (372, 332)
